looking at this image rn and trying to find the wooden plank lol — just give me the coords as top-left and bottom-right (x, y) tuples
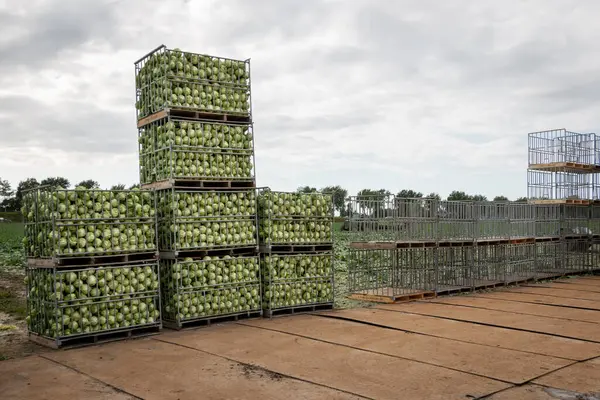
(504, 286), (600, 302)
(348, 289), (435, 304)
(474, 291), (600, 311)
(158, 323), (509, 399)
(320, 308), (600, 360)
(533, 357), (600, 394)
(377, 302), (600, 342)
(241, 315), (572, 384)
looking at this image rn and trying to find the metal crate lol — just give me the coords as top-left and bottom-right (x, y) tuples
(138, 116), (255, 185)
(528, 129), (596, 167)
(258, 189), (333, 247)
(261, 252), (334, 313)
(437, 201), (475, 241)
(22, 187), (157, 259)
(160, 256), (261, 326)
(506, 243), (536, 282)
(156, 188), (258, 253)
(508, 203), (536, 239)
(26, 261), (161, 344)
(135, 45), (251, 120)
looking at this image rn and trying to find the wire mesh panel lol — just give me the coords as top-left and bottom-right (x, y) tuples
(555, 172), (594, 200)
(138, 117), (255, 185)
(506, 243), (536, 282)
(527, 170), (554, 200)
(261, 252), (333, 313)
(590, 205), (600, 235)
(535, 204), (560, 237)
(156, 189), (258, 252)
(344, 195), (399, 241)
(562, 239), (592, 273)
(135, 46), (251, 120)
(561, 205), (591, 236)
(437, 201), (475, 241)
(508, 203), (536, 238)
(160, 255), (260, 326)
(473, 244), (506, 285)
(347, 247), (435, 297)
(474, 202), (509, 240)
(22, 187), (157, 259)
(528, 129), (595, 166)
(26, 262), (161, 343)
(392, 198), (438, 241)
(534, 241), (565, 278)
(258, 190), (333, 247)
(435, 245), (474, 290)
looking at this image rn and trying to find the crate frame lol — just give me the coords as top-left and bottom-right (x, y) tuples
(159, 255), (262, 327)
(260, 251), (334, 315)
(138, 115), (255, 185)
(26, 261), (162, 345)
(134, 45), (252, 121)
(257, 188), (334, 248)
(156, 188), (259, 254)
(22, 186), (158, 259)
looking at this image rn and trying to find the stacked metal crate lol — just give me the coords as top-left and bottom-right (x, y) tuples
(23, 186), (160, 348)
(258, 189), (334, 317)
(134, 45), (260, 329)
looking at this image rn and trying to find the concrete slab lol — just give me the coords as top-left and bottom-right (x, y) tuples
(504, 286), (600, 301)
(430, 296), (600, 323)
(534, 357), (600, 394)
(377, 302), (600, 342)
(320, 308), (600, 361)
(46, 338), (361, 400)
(474, 291), (600, 311)
(159, 323), (510, 400)
(240, 314), (572, 384)
(0, 355), (135, 400)
(487, 384), (600, 400)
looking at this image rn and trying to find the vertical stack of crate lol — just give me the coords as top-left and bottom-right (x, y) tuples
(134, 45), (260, 329)
(23, 186), (161, 348)
(258, 189), (334, 317)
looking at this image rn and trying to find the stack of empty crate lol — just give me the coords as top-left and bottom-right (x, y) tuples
(134, 45), (260, 329)
(258, 189), (334, 316)
(23, 186), (161, 348)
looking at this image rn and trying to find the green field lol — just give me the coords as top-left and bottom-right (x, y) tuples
(0, 222), (24, 271)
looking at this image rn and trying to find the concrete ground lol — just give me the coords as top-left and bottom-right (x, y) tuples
(2, 277), (600, 400)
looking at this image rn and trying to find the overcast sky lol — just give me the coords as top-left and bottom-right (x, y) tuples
(1, 0), (599, 200)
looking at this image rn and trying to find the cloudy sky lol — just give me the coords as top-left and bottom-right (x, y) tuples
(1, 0), (599, 200)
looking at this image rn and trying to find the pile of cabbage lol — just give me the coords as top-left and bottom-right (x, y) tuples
(161, 255), (260, 321)
(258, 192), (333, 244)
(22, 187), (156, 257)
(26, 264), (160, 338)
(139, 119), (254, 184)
(262, 254), (334, 309)
(158, 190), (257, 251)
(135, 48), (250, 118)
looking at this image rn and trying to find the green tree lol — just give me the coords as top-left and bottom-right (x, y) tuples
(76, 180), (100, 189)
(471, 194), (488, 202)
(447, 191), (471, 201)
(356, 188), (390, 217)
(111, 184), (126, 190)
(320, 185), (348, 216)
(396, 189), (423, 199)
(297, 186), (317, 193)
(426, 192), (441, 200)
(493, 195), (509, 202)
(0, 178), (13, 200)
(15, 178), (40, 210)
(515, 197), (528, 203)
(40, 176), (70, 189)
(129, 183), (141, 190)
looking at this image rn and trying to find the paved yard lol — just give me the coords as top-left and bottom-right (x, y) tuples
(2, 276), (600, 399)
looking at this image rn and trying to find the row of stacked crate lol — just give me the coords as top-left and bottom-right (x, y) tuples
(258, 190), (334, 316)
(22, 187), (161, 348)
(135, 45), (259, 329)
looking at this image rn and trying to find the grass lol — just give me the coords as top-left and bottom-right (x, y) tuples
(0, 288), (26, 320)
(0, 222), (24, 271)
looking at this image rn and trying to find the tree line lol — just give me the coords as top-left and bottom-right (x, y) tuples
(0, 177), (139, 212)
(0, 176), (526, 216)
(297, 186), (527, 217)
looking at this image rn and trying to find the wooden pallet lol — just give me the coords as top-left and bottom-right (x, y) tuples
(472, 279), (505, 290)
(528, 199), (590, 205)
(260, 243), (334, 253)
(347, 289), (435, 304)
(529, 162), (595, 173)
(436, 285), (472, 295)
(266, 303), (334, 317)
(29, 325), (161, 349)
(137, 108), (252, 128)
(142, 178), (256, 190)
(27, 251), (158, 268)
(163, 311), (261, 330)
(159, 246), (258, 260)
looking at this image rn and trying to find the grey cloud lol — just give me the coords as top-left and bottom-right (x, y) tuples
(0, 94), (134, 154)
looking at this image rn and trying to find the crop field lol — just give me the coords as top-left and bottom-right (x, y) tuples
(0, 222), (24, 271)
